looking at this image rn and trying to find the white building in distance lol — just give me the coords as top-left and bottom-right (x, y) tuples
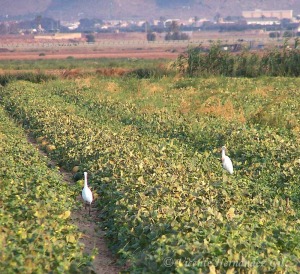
(242, 9), (293, 20)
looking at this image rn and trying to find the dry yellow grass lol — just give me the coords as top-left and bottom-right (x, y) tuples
(195, 96), (246, 123)
(75, 77), (92, 89)
(105, 82), (120, 93)
(253, 86), (273, 97)
(179, 99), (191, 114)
(61, 69), (83, 78)
(146, 83), (164, 95)
(139, 104), (157, 114)
(96, 68), (129, 77)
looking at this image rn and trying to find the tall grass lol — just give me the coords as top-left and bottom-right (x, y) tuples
(175, 39), (300, 77)
(0, 72), (57, 86)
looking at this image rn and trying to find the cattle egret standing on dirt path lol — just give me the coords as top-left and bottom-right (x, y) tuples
(82, 172), (93, 215)
(221, 146), (233, 174)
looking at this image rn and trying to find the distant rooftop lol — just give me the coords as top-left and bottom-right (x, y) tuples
(242, 9), (293, 20)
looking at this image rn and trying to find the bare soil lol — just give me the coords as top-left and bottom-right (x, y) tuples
(0, 30), (276, 61)
(71, 196), (122, 274)
(0, 47), (182, 60)
(26, 136), (123, 274)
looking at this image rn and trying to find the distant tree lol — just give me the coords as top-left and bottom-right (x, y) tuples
(165, 31), (189, 41)
(7, 22), (18, 34)
(194, 16), (199, 22)
(35, 15), (42, 27)
(0, 23), (8, 35)
(283, 31), (293, 38)
(159, 16), (166, 23)
(165, 19), (189, 41)
(169, 21), (179, 33)
(214, 12), (221, 23)
(16, 17), (64, 33)
(180, 32), (189, 40)
(281, 18), (292, 28)
(144, 21), (150, 33)
(165, 32), (171, 40)
(147, 32), (156, 41)
(172, 31), (180, 40)
(86, 34), (95, 43)
(269, 32), (280, 38)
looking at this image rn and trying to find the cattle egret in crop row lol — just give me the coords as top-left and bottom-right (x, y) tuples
(82, 172), (93, 215)
(221, 146), (233, 174)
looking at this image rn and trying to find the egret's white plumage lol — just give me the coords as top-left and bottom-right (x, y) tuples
(221, 146), (233, 174)
(82, 172), (93, 215)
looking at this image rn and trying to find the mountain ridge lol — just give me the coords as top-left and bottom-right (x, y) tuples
(1, 0), (300, 21)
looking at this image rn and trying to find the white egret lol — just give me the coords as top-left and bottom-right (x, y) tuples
(82, 172), (93, 215)
(221, 146), (233, 174)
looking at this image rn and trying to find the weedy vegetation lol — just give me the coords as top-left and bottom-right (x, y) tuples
(0, 42), (299, 273)
(175, 39), (300, 77)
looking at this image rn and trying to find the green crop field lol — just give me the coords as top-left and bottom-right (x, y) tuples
(0, 105), (93, 273)
(0, 47), (299, 273)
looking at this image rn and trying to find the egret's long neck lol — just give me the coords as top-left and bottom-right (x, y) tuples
(222, 149), (226, 158)
(84, 172), (88, 187)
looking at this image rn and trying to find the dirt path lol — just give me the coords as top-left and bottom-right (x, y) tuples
(66, 175), (122, 274)
(27, 136), (122, 274)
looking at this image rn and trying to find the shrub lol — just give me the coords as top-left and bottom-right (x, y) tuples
(0, 72), (57, 86)
(126, 67), (167, 79)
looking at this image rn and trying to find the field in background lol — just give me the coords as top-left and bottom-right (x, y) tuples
(0, 30), (293, 61)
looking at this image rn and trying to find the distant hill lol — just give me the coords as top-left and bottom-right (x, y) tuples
(1, 0), (300, 21)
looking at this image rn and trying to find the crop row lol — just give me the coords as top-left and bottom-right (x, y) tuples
(45, 77), (300, 204)
(1, 80), (300, 273)
(0, 105), (92, 273)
